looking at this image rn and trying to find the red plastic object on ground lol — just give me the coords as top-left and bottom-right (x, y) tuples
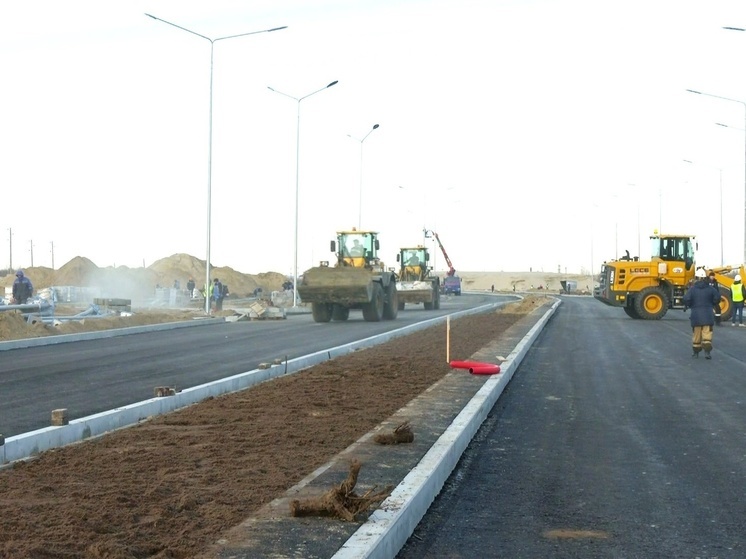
(449, 360), (501, 375)
(468, 364), (501, 375)
(449, 360), (485, 369)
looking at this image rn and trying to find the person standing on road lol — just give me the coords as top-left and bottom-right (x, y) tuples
(12, 269), (33, 304)
(684, 268), (720, 359)
(731, 274), (746, 327)
(708, 271), (722, 326)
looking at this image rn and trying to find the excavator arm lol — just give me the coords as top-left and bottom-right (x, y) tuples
(425, 230), (456, 276)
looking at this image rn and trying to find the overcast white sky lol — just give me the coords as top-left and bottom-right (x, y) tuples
(2, 0), (746, 277)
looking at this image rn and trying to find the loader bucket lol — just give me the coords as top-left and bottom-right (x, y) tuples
(297, 266), (374, 305)
(397, 281), (434, 304)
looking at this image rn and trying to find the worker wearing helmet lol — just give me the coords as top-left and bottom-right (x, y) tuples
(12, 269), (33, 305)
(731, 274), (746, 327)
(683, 268), (720, 359)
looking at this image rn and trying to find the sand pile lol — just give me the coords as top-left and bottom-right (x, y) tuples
(1, 254), (288, 303)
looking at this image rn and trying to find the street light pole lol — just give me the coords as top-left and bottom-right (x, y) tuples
(348, 124), (379, 229)
(686, 88), (746, 264)
(683, 159), (725, 266)
(267, 80), (339, 307)
(146, 14), (287, 314)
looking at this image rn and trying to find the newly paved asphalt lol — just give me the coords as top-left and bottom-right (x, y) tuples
(396, 296), (746, 558)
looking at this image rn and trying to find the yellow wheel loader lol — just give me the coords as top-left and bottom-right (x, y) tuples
(594, 233), (697, 319)
(297, 229), (399, 323)
(395, 246), (441, 310)
(594, 232), (735, 320)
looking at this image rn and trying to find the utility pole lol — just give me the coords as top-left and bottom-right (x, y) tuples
(30, 240), (34, 267)
(8, 228), (12, 272)
(50, 241), (55, 270)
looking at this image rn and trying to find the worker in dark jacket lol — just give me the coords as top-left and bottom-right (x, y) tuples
(12, 269), (33, 305)
(707, 271), (722, 325)
(683, 268), (721, 359)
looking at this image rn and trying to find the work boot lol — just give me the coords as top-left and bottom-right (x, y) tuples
(692, 350), (699, 358)
(705, 351), (712, 360)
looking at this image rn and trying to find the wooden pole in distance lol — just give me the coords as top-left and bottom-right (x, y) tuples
(446, 315), (450, 363)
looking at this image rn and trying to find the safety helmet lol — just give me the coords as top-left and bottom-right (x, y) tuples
(736, 274), (742, 282)
(695, 268), (706, 279)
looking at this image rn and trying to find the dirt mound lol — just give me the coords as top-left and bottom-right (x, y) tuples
(1, 254), (289, 302)
(0, 311), (53, 340)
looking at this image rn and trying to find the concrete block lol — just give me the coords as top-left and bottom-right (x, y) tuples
(51, 409), (69, 426)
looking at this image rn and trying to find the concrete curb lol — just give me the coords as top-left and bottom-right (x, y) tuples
(331, 298), (561, 559)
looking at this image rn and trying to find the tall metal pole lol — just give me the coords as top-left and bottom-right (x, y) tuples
(348, 124), (379, 229)
(686, 89), (746, 264)
(267, 81), (339, 307)
(8, 228), (12, 272)
(146, 14), (287, 313)
(718, 169), (725, 267)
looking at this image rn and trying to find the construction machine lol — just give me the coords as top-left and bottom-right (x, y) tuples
(424, 229), (462, 295)
(395, 246), (441, 310)
(594, 233), (695, 319)
(594, 232), (734, 320)
(297, 229), (399, 323)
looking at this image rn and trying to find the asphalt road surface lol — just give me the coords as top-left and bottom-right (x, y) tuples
(1, 293), (504, 438)
(397, 296), (746, 558)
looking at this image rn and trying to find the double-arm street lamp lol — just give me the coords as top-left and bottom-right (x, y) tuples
(267, 80), (339, 307)
(146, 14), (287, 314)
(683, 159), (724, 266)
(348, 124), (379, 229)
(686, 88), (746, 265)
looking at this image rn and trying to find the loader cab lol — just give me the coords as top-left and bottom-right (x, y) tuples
(397, 246), (429, 281)
(333, 230), (380, 267)
(650, 233), (696, 271)
(397, 247), (428, 267)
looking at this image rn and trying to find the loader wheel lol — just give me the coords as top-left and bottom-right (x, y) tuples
(383, 282), (399, 320)
(623, 306), (641, 319)
(633, 286), (668, 320)
(311, 303), (333, 323)
(718, 287), (733, 322)
(331, 304), (350, 321)
(362, 283), (385, 322)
